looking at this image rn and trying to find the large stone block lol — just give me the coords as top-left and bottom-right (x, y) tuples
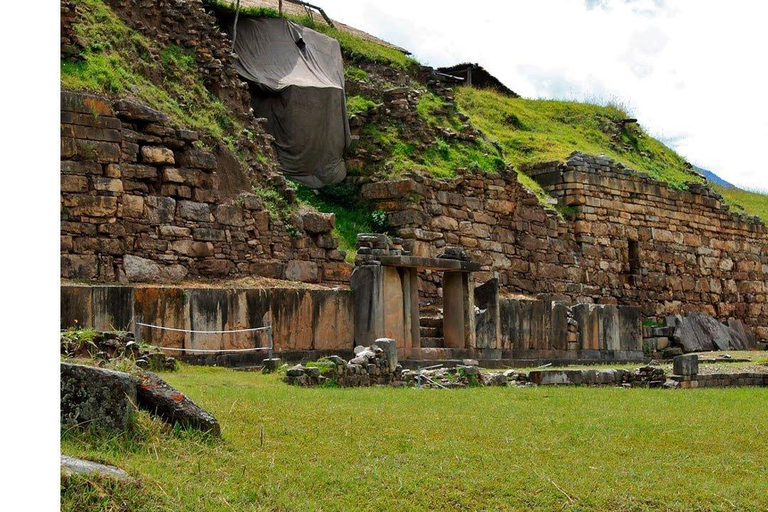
(123, 255), (188, 283)
(301, 212), (335, 234)
(141, 146), (175, 165)
(285, 260), (318, 282)
(61, 363), (137, 431)
(673, 354), (699, 376)
(177, 200), (211, 222)
(145, 196), (176, 224)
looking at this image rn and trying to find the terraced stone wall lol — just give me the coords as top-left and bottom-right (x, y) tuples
(361, 156), (768, 339)
(61, 91), (352, 285)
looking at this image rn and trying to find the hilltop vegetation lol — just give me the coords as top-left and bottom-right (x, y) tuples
(716, 186), (768, 223)
(61, 0), (243, 144)
(456, 86), (699, 189)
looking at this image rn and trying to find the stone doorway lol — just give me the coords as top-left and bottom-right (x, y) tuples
(349, 234), (480, 359)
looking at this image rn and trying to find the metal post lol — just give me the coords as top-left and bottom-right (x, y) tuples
(267, 322), (273, 360)
(135, 315), (142, 344)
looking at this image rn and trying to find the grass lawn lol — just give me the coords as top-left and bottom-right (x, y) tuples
(62, 365), (768, 511)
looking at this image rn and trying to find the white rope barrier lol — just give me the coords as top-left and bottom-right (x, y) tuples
(142, 345), (271, 354)
(136, 322), (270, 334)
(135, 320), (274, 357)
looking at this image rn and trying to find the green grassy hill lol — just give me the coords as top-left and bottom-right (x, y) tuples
(715, 186), (768, 223)
(455, 86), (698, 189)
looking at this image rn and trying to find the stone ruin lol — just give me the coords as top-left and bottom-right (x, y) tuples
(350, 233), (480, 360)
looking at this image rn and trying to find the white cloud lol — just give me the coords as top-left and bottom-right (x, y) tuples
(317, 0), (768, 190)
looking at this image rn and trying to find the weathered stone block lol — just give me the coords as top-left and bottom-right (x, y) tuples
(673, 354), (699, 376)
(177, 149), (217, 170)
(61, 174), (89, 193)
(61, 363), (137, 431)
(63, 195), (118, 217)
(145, 196), (176, 224)
(92, 177), (124, 193)
(285, 260), (318, 282)
(177, 200), (211, 222)
(301, 211), (335, 234)
(141, 146), (175, 165)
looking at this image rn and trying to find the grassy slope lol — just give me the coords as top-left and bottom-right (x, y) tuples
(61, 365), (768, 512)
(456, 86), (698, 189)
(61, 0), (243, 144)
(715, 186), (768, 223)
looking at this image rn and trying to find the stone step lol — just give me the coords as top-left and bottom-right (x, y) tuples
(420, 326), (442, 337)
(420, 315), (443, 328)
(421, 337), (444, 348)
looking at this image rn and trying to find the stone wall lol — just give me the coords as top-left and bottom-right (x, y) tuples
(61, 284), (355, 361)
(498, 298), (643, 361)
(360, 169), (582, 299)
(527, 153), (768, 339)
(61, 91), (352, 284)
(360, 156), (768, 339)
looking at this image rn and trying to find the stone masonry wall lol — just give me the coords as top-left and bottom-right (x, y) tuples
(360, 157), (768, 339)
(61, 91), (352, 284)
(360, 169), (584, 299)
(527, 153), (768, 339)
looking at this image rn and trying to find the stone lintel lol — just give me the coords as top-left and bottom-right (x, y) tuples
(377, 255), (481, 272)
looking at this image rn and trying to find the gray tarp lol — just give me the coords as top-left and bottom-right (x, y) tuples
(234, 18), (350, 188)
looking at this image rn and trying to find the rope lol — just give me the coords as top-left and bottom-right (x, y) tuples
(143, 345), (271, 354)
(136, 322), (270, 334)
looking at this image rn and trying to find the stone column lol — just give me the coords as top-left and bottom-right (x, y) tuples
(349, 264), (384, 346)
(409, 268), (420, 353)
(443, 272), (475, 349)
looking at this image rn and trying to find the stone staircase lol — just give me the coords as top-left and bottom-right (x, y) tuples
(420, 313), (444, 348)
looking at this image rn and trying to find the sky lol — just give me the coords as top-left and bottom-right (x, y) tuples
(317, 0), (768, 190)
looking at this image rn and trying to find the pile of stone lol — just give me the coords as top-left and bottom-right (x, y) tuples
(61, 329), (177, 372)
(644, 312), (757, 358)
(284, 339), (401, 387)
(400, 364), (516, 389)
(354, 233), (409, 264)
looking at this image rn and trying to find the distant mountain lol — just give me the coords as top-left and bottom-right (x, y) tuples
(694, 166), (735, 188)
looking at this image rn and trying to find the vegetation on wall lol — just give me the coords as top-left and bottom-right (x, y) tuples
(296, 183), (385, 262)
(61, 0), (244, 143)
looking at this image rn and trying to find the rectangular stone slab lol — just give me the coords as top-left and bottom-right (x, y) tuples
(377, 255), (481, 272)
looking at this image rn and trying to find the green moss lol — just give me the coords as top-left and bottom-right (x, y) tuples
(455, 86), (700, 190)
(61, 0), (243, 144)
(344, 65), (369, 82)
(252, 184), (294, 221)
(346, 95), (377, 115)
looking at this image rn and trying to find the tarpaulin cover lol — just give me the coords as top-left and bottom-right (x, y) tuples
(234, 18), (350, 188)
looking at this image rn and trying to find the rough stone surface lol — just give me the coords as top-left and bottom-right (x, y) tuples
(136, 372), (221, 437)
(673, 354), (699, 376)
(61, 455), (132, 481)
(60, 91), (351, 285)
(61, 363), (138, 431)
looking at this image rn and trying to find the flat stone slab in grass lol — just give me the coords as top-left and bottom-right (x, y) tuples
(61, 455), (131, 481)
(61, 362), (138, 431)
(136, 372), (221, 437)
